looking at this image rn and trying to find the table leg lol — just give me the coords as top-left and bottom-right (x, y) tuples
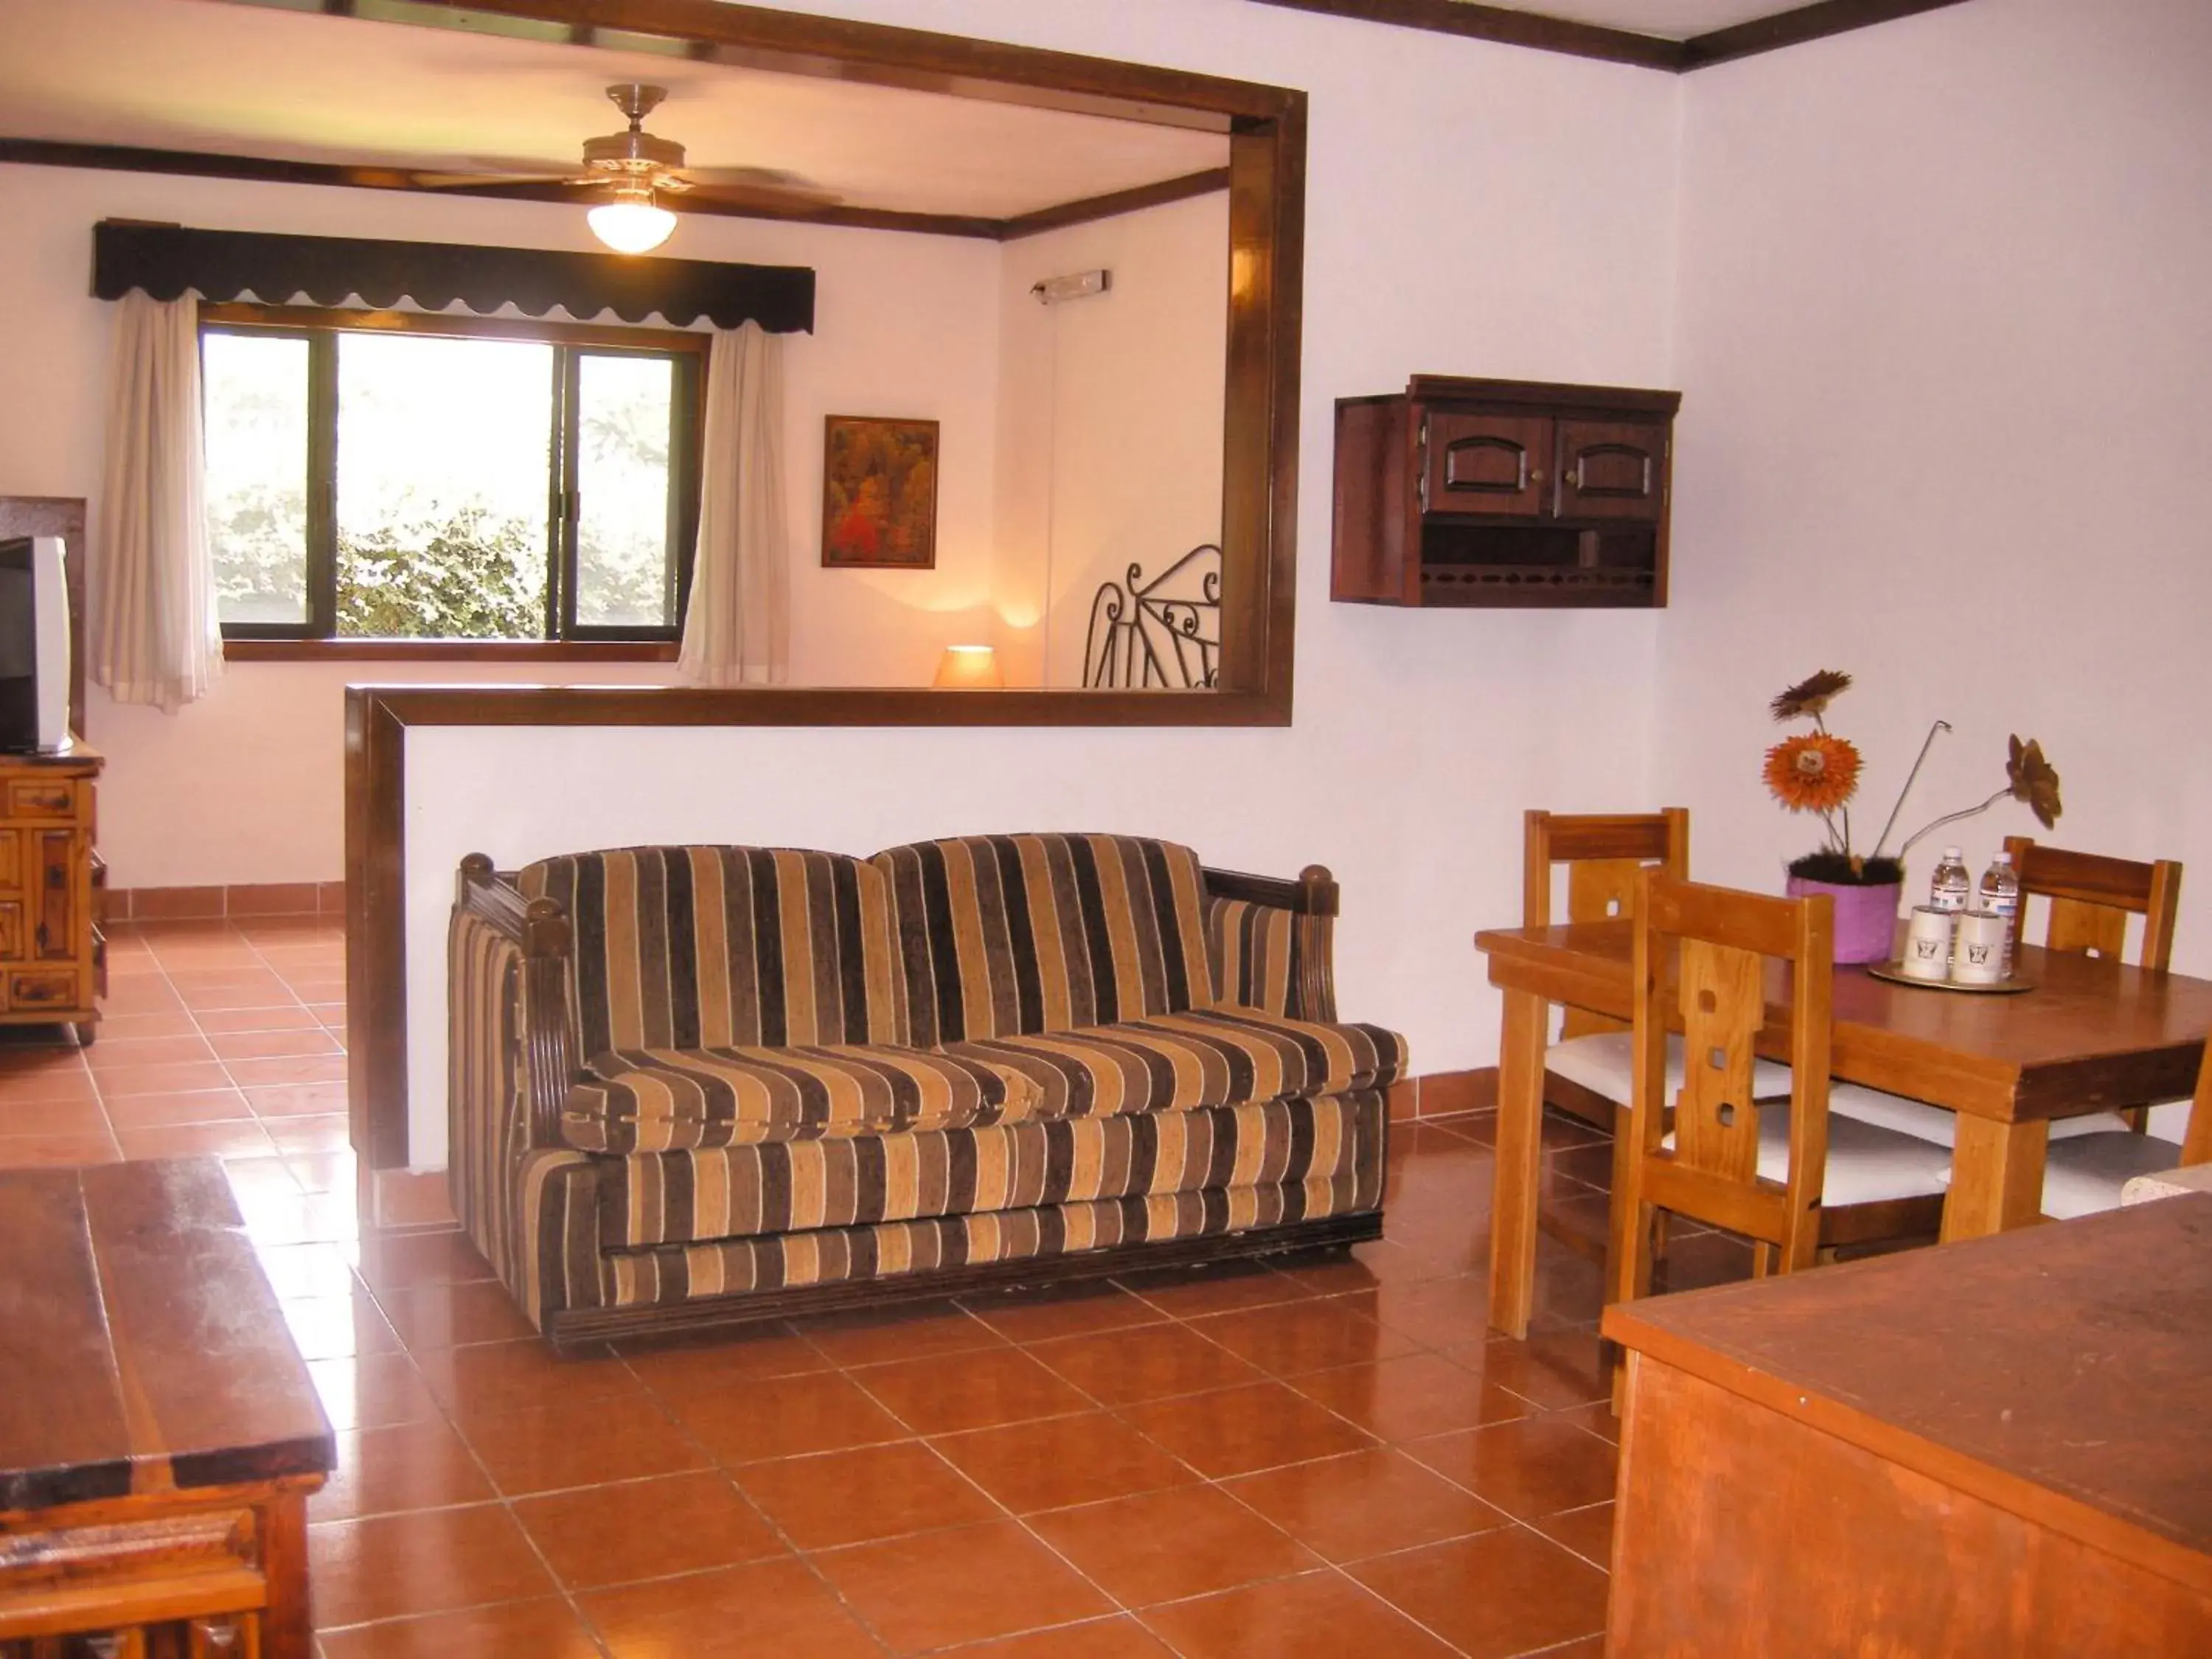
(1487, 986), (1548, 1339)
(261, 1486), (314, 1659)
(1941, 1117), (2050, 1242)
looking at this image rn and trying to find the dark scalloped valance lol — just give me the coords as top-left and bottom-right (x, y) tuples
(91, 220), (813, 333)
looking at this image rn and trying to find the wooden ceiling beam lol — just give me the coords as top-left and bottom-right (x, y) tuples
(1243, 0), (1975, 72)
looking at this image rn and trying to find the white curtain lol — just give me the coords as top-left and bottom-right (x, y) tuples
(678, 321), (788, 686)
(91, 291), (223, 712)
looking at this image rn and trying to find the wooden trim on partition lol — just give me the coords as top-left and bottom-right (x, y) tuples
(1243, 0), (1972, 72)
(335, 0), (1307, 1171)
(1000, 168), (1234, 241)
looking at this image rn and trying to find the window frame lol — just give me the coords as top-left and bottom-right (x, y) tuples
(198, 302), (706, 655)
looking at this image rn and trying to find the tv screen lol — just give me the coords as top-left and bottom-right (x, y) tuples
(0, 537), (70, 752)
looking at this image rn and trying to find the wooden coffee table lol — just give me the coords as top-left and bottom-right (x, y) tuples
(0, 1159), (334, 1655)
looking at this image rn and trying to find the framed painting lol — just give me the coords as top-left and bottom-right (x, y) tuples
(821, 415), (939, 568)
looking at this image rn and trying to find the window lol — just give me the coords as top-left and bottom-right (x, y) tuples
(199, 306), (703, 646)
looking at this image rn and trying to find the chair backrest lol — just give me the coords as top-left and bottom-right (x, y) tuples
(1622, 872), (1835, 1284)
(518, 846), (907, 1055)
(2003, 835), (2182, 970)
(1526, 808), (1688, 1040)
(870, 832), (1216, 1046)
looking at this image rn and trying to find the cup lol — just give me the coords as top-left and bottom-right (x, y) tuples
(1952, 910), (2008, 985)
(1899, 906), (1956, 980)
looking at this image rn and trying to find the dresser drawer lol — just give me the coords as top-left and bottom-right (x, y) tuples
(5, 969), (80, 1013)
(7, 779), (81, 821)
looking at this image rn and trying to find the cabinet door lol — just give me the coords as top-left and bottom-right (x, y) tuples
(1422, 413), (1549, 518)
(34, 829), (74, 961)
(1556, 420), (1667, 521)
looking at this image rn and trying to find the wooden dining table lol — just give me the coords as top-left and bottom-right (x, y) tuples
(1475, 919), (2212, 1339)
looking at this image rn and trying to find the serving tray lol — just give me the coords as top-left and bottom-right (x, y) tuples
(1865, 960), (2037, 995)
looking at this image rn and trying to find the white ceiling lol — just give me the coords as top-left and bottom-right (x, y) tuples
(1455, 0), (1807, 39)
(0, 0), (1231, 221)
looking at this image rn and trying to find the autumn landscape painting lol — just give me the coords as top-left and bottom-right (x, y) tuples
(821, 415), (939, 568)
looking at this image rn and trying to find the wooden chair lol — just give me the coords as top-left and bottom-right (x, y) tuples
(1834, 838), (2185, 1149)
(1613, 874), (1952, 1307)
(1525, 810), (1798, 1128)
(2040, 1043), (2212, 1219)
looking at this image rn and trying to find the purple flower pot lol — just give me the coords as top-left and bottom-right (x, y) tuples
(1785, 876), (1903, 965)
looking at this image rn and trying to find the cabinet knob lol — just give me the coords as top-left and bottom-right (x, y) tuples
(1529, 470), (1545, 486)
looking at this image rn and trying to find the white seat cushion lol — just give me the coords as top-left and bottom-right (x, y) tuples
(1660, 1109), (1952, 1207)
(1548, 1032), (1792, 1107)
(1830, 1083), (2140, 1150)
(2040, 1133), (2183, 1221)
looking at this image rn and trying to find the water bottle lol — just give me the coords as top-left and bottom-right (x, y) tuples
(1930, 846), (1971, 914)
(1977, 852), (2021, 978)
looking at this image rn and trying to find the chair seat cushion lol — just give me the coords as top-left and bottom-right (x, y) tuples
(1548, 1032), (1791, 1107)
(945, 1006), (1408, 1124)
(2039, 1133), (2183, 1221)
(1831, 1083), (2139, 1150)
(1663, 1110), (1951, 1206)
(560, 1043), (1029, 1155)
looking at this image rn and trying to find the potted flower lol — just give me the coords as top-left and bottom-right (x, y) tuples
(1765, 670), (2063, 963)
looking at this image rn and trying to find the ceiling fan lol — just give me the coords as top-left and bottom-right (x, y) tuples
(410, 83), (841, 253)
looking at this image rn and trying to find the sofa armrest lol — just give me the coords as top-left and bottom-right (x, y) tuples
(1200, 863), (1339, 1023)
(455, 852), (577, 1150)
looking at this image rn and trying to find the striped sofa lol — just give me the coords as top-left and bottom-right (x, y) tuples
(449, 833), (1405, 1347)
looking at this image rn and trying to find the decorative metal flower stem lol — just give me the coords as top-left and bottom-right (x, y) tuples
(1895, 786), (2011, 863)
(1870, 719), (1952, 859)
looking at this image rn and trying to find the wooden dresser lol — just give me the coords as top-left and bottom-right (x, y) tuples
(0, 740), (102, 1043)
(1604, 1197), (2212, 1657)
(0, 1160), (334, 1657)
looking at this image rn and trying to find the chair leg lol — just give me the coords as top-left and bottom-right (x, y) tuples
(1752, 1240), (1776, 1279)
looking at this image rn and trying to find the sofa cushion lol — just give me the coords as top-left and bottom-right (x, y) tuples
(872, 833), (1216, 1045)
(521, 846), (907, 1055)
(558, 1043), (1020, 1155)
(605, 1162), (1388, 1309)
(945, 1006), (1407, 1124)
(600, 1091), (1385, 1247)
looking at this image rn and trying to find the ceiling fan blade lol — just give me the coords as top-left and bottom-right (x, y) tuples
(684, 165), (841, 202)
(409, 170), (590, 189)
(680, 181), (846, 213)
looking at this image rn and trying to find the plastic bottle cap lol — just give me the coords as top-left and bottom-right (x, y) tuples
(1942, 846), (1962, 860)
(1993, 852), (2011, 865)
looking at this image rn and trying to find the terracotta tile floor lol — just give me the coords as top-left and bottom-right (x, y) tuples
(0, 917), (1761, 1658)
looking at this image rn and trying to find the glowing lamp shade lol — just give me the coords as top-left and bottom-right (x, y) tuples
(933, 644), (1003, 689)
(588, 186), (677, 254)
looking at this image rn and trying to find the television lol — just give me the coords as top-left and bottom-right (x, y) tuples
(0, 536), (72, 754)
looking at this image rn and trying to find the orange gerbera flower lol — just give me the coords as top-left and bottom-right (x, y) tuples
(1764, 733), (1861, 813)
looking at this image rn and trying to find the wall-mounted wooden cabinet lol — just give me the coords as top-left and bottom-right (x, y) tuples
(1332, 376), (1680, 608)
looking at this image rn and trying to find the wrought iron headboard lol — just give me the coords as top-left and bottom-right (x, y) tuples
(1081, 543), (1222, 690)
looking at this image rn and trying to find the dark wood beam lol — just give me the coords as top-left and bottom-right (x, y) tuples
(1245, 0), (1976, 74)
(1678, 0), (1973, 69)
(999, 168), (1231, 242)
(1245, 0), (1683, 71)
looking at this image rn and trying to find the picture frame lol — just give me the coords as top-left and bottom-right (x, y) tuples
(821, 414), (939, 568)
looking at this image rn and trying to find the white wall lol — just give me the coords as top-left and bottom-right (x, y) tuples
(1655, 0), (2212, 973)
(0, 162), (1006, 884)
(400, 0), (1685, 1164)
(994, 192), (1228, 687)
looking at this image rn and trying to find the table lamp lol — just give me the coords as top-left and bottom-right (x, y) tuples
(933, 644), (1003, 688)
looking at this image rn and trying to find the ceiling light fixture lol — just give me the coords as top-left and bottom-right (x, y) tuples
(588, 180), (677, 254)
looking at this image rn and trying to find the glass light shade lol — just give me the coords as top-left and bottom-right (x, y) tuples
(587, 195), (677, 254)
(933, 644), (1003, 689)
